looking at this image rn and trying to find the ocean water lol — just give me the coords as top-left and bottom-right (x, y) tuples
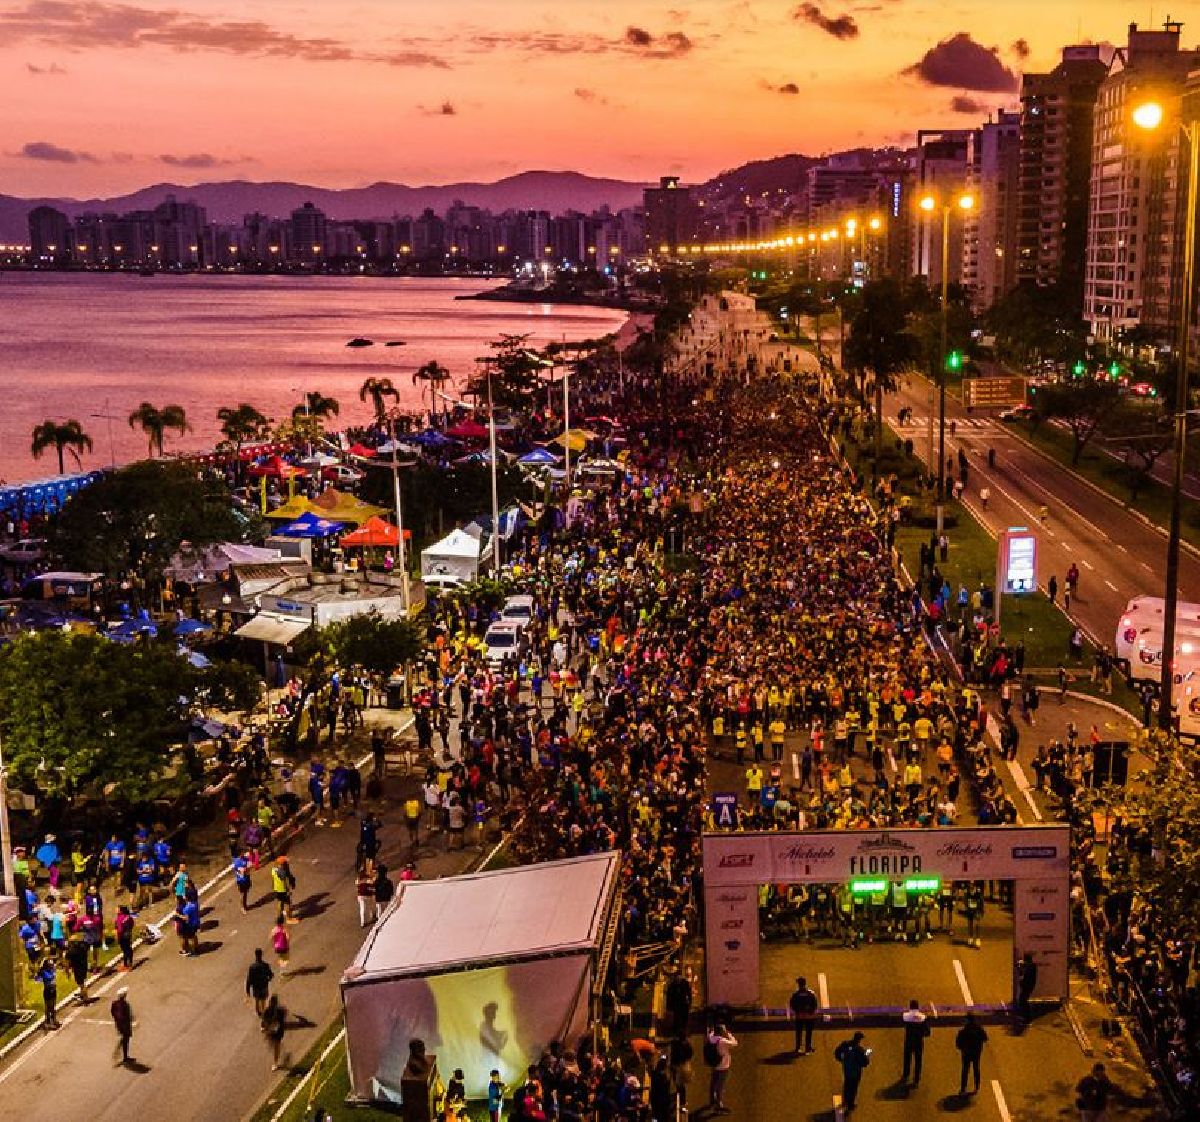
(0, 272), (628, 483)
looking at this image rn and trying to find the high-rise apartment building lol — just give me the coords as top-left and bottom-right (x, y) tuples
(644, 176), (696, 252)
(1083, 21), (1200, 345)
(27, 205), (71, 264)
(290, 201), (327, 263)
(1017, 45), (1111, 311)
(964, 110), (1022, 308)
(911, 130), (974, 291)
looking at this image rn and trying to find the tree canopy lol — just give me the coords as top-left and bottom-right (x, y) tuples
(31, 419), (93, 475)
(217, 403), (271, 451)
(48, 459), (243, 588)
(128, 402), (190, 458)
(468, 334), (552, 408)
(0, 631), (197, 800)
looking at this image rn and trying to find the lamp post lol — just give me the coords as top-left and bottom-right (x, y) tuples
(919, 191), (975, 534)
(1134, 101), (1199, 729)
(388, 418), (411, 614)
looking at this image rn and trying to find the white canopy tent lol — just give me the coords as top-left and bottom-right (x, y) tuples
(419, 527), (486, 588)
(165, 542), (282, 584)
(341, 853), (620, 1104)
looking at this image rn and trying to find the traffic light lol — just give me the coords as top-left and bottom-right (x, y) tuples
(946, 350), (963, 372)
(1108, 361), (1120, 380)
(1072, 360), (1086, 378)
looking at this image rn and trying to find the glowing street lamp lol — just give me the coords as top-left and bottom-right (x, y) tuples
(919, 190), (977, 529)
(1133, 98), (1199, 728)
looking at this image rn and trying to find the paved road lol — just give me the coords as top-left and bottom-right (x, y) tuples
(889, 375), (1200, 650)
(0, 770), (479, 1122)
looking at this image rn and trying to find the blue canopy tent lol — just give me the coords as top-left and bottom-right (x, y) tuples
(173, 617), (213, 637)
(409, 429), (457, 449)
(107, 612), (158, 643)
(182, 648), (211, 669)
(518, 448), (560, 466)
(277, 512), (348, 539)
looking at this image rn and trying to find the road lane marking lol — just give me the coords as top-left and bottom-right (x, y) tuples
(1117, 543), (1129, 552)
(818, 973), (830, 1009)
(792, 752), (800, 782)
(991, 1080), (1013, 1122)
(953, 959), (975, 1007)
(1081, 559), (1094, 570)
(1141, 562), (1153, 571)
(1105, 579), (1118, 591)
(1005, 759), (1043, 822)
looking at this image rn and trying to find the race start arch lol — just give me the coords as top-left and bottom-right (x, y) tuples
(702, 826), (1071, 1007)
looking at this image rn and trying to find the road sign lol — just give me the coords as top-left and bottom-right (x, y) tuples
(712, 792), (738, 829)
(964, 376), (1026, 409)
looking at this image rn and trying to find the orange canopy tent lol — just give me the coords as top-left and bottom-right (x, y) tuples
(339, 516), (410, 548)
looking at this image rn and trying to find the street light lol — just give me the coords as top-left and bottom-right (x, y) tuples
(918, 190), (975, 533)
(1134, 100), (1199, 729)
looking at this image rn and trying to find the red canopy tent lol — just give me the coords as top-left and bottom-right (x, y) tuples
(347, 443), (377, 459)
(247, 455), (307, 479)
(445, 419), (489, 440)
(339, 516), (409, 548)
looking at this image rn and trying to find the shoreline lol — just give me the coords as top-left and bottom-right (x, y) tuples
(456, 282), (655, 315)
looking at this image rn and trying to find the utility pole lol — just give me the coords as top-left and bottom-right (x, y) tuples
(388, 419), (410, 615)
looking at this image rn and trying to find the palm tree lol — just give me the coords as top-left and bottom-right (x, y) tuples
(30, 419), (93, 475)
(292, 391), (340, 420)
(216, 403), (271, 457)
(412, 361), (451, 421)
(128, 402), (191, 458)
(358, 377), (400, 425)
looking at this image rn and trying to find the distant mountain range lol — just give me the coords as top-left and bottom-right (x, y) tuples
(0, 169), (654, 243)
(0, 156), (832, 244)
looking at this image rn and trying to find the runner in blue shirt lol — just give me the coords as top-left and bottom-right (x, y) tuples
(104, 835), (126, 884)
(233, 853), (253, 912)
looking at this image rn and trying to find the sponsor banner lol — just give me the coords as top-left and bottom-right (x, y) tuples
(704, 885), (759, 1006)
(1013, 879), (1070, 1002)
(702, 826), (1070, 887)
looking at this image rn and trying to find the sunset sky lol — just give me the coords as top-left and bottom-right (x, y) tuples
(0, 0), (1158, 197)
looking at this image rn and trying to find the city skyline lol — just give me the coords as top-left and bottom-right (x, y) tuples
(3, 0), (1143, 195)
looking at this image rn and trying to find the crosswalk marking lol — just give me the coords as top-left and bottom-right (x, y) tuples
(895, 414), (992, 431)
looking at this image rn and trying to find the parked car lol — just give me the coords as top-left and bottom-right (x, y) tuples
(321, 463), (365, 485)
(0, 538), (45, 565)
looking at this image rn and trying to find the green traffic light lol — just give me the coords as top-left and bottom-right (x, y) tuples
(1072, 360), (1085, 378)
(946, 351), (962, 372)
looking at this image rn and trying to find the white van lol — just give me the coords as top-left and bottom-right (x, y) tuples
(1115, 596), (1200, 679)
(501, 594), (535, 629)
(483, 621), (522, 668)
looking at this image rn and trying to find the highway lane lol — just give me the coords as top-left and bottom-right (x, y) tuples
(888, 375), (1200, 652)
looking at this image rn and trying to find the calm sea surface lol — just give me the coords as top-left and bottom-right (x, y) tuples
(0, 273), (628, 483)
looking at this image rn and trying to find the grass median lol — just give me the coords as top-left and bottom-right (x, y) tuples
(251, 1027), (493, 1122)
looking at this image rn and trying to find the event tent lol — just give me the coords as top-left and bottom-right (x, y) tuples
(445, 419), (489, 441)
(277, 512), (347, 539)
(247, 455), (307, 480)
(164, 542), (282, 583)
(339, 516), (408, 548)
(341, 853), (620, 1104)
(264, 494), (317, 522)
(420, 527), (485, 587)
(518, 447), (560, 466)
(310, 489), (386, 526)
